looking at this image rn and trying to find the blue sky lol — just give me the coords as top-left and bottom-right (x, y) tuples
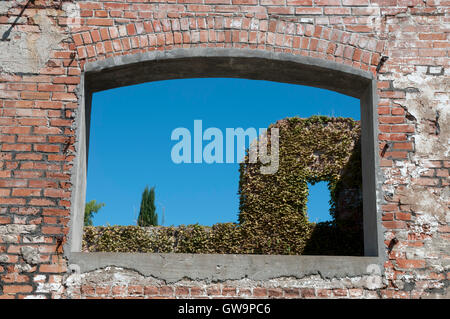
(86, 78), (360, 226)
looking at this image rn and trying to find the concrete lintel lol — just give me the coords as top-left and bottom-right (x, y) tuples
(83, 48), (373, 98)
(84, 48), (373, 80)
(69, 252), (383, 283)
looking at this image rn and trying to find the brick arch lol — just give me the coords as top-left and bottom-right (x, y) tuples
(72, 16), (385, 75)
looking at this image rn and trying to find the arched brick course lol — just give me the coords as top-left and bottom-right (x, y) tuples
(72, 16), (385, 74)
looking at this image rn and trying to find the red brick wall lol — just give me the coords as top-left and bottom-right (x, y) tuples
(0, 0), (448, 299)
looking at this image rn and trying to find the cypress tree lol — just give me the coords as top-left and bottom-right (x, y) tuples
(137, 186), (158, 226)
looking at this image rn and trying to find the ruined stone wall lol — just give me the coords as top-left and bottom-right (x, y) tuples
(0, 0), (448, 299)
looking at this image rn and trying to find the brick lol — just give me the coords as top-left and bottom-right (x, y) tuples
(436, 169), (449, 177)
(389, 134), (408, 141)
(396, 259), (426, 269)
(2, 273), (30, 283)
(18, 136), (46, 143)
(50, 119), (72, 127)
(128, 285), (143, 295)
(349, 289), (364, 297)
(383, 221), (407, 229)
(0, 216), (12, 224)
(175, 286), (190, 296)
(300, 288), (316, 298)
(411, 178), (439, 186)
(379, 91), (406, 99)
(4, 101), (34, 109)
(3, 285), (33, 294)
(2, 127), (31, 135)
(19, 118), (47, 126)
(252, 287), (267, 297)
(41, 226), (63, 234)
(379, 116), (405, 124)
(2, 144), (32, 152)
(112, 286), (126, 295)
(206, 286), (221, 296)
(342, 0), (369, 4)
(283, 288), (300, 297)
(52, 93), (77, 101)
(183, 288), (204, 299)
(99, 28), (110, 41)
(267, 288), (283, 298)
(295, 8), (323, 15)
(37, 84), (65, 92)
(12, 189), (41, 197)
(86, 18), (114, 27)
(222, 287), (237, 296)
(43, 189), (70, 198)
(159, 286), (174, 296)
(20, 92), (50, 100)
(53, 77), (80, 85)
(422, 160), (442, 168)
(95, 286), (110, 295)
(95, 11), (108, 18)
(34, 145), (60, 153)
(79, 2), (102, 10)
(126, 24), (137, 36)
(317, 289), (332, 298)
(0, 180), (27, 188)
(325, 7), (350, 15)
(81, 285), (95, 295)
(391, 108), (405, 116)
(396, 212), (411, 221)
(236, 288), (251, 297)
(333, 289), (348, 297)
(144, 286), (159, 295)
(393, 142), (413, 150)
(0, 170), (11, 178)
(390, 125), (415, 133)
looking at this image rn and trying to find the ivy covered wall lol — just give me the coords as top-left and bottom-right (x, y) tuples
(83, 116), (363, 255)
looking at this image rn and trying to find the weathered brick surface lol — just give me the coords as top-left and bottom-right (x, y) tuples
(0, 0), (448, 299)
